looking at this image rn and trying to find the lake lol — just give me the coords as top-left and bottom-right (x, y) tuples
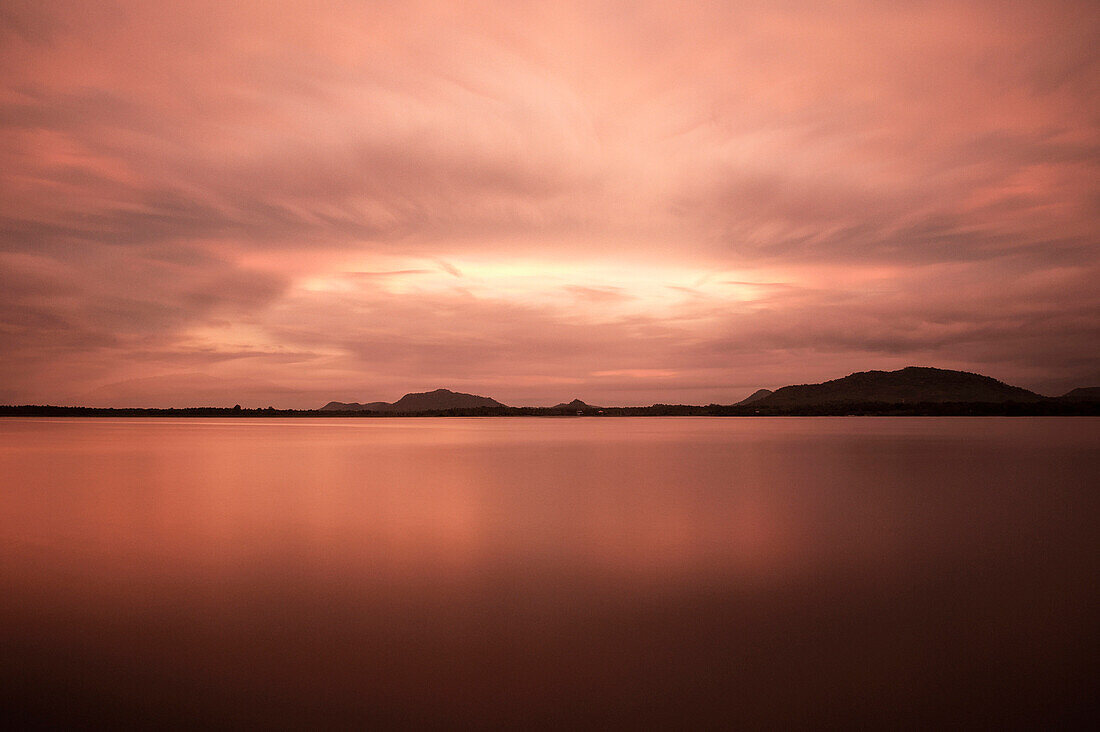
(1, 417), (1097, 727)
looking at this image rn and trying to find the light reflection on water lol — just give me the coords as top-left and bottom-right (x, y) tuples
(2, 417), (1097, 727)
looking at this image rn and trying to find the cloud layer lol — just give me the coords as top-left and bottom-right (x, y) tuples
(2, 0), (1098, 406)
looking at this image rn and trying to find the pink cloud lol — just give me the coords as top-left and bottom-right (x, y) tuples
(0, 1), (1097, 406)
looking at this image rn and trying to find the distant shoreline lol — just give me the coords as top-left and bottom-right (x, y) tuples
(3, 403), (1098, 418)
(12, 367), (1095, 418)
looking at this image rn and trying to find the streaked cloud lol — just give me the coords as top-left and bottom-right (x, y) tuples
(1, 0), (1097, 406)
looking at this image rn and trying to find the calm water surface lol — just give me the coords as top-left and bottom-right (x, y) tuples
(1, 417), (1097, 727)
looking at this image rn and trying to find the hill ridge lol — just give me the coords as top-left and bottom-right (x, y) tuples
(321, 388), (506, 412)
(755, 366), (1041, 407)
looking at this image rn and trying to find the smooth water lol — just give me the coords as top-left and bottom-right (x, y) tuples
(1, 417), (1097, 727)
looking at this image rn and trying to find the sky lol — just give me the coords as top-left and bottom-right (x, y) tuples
(1, 0), (1097, 407)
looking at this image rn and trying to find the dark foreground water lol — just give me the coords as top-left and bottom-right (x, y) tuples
(1, 417), (1097, 728)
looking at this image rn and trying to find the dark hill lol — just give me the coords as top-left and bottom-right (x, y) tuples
(757, 367), (1041, 407)
(1058, 387), (1100, 402)
(321, 389), (506, 412)
(736, 389), (773, 405)
(390, 389), (506, 411)
(321, 401), (390, 411)
(552, 399), (599, 409)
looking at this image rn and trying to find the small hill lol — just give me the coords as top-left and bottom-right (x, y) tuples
(390, 388), (506, 411)
(321, 389), (506, 412)
(757, 367), (1041, 407)
(552, 398), (599, 409)
(320, 401), (390, 411)
(736, 389), (773, 406)
(1058, 387), (1100, 402)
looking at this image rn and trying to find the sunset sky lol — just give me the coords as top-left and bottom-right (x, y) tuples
(1, 0), (1097, 407)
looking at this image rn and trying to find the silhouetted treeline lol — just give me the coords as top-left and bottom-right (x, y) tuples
(2, 400), (1098, 417)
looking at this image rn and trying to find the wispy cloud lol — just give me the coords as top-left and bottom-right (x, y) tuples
(0, 0), (1096, 406)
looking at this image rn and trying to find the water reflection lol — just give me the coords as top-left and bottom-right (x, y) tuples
(2, 418), (1097, 727)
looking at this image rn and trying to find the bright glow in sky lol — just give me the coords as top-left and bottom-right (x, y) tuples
(1, 0), (1097, 407)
